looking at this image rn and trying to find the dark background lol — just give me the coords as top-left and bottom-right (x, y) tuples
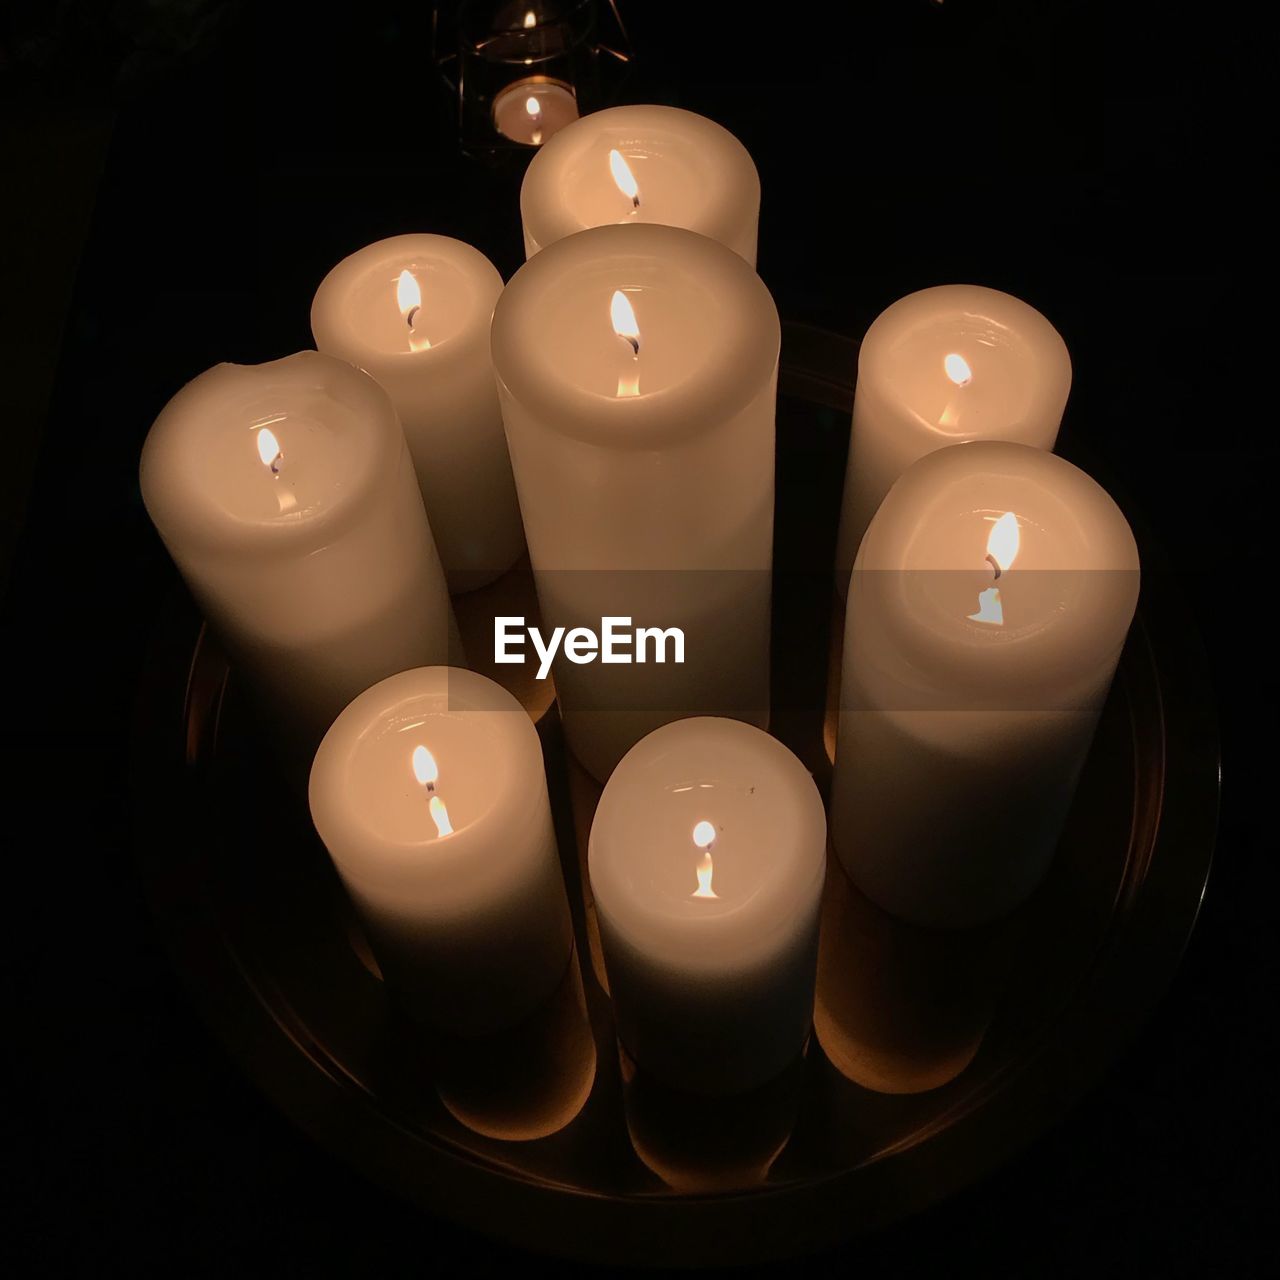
(4, 1), (1273, 1273)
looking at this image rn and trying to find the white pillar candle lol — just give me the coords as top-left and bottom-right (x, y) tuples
(311, 234), (524, 593)
(834, 285), (1071, 594)
(520, 105), (760, 264)
(492, 78), (580, 146)
(589, 717), (826, 1095)
(491, 223), (780, 780)
(140, 352), (454, 750)
(832, 441), (1140, 929)
(309, 666), (573, 1035)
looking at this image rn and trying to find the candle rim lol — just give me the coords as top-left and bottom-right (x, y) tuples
(857, 283), (1072, 443)
(139, 351), (404, 554)
(492, 223), (780, 449)
(521, 103), (760, 258)
(588, 717), (826, 969)
(310, 667), (551, 880)
(311, 233), (502, 369)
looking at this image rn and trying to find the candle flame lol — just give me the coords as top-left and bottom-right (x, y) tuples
(525, 95), (541, 120)
(944, 352), (972, 386)
(968, 586), (1004, 626)
(609, 148), (640, 208)
(523, 9), (536, 26)
(610, 289), (640, 355)
(412, 744), (439, 788)
(256, 426), (282, 473)
(397, 268), (422, 321)
(691, 819), (717, 899)
(428, 794), (454, 837)
(985, 511), (1020, 576)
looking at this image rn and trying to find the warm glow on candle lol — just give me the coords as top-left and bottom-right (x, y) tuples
(412, 743), (439, 789)
(256, 426), (282, 474)
(610, 289), (640, 354)
(428, 794), (454, 837)
(691, 819), (718, 899)
(944, 352), (972, 386)
(608, 148), (641, 208)
(985, 511), (1020, 577)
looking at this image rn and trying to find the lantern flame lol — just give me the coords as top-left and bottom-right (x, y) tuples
(985, 511), (1020, 577)
(611, 289), (640, 355)
(256, 427), (282, 474)
(523, 9), (536, 27)
(428, 794), (453, 837)
(412, 744), (438, 789)
(944, 352), (973, 386)
(609, 148), (641, 208)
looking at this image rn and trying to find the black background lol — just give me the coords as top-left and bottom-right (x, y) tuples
(4, 1), (1273, 1273)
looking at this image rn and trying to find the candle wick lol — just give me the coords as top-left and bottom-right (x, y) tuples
(406, 305), (419, 329)
(622, 334), (639, 357)
(985, 553), (1001, 580)
(631, 193), (640, 210)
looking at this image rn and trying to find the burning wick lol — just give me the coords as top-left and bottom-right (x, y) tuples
(397, 268), (422, 331)
(610, 289), (640, 356)
(691, 819), (718, 899)
(256, 426), (282, 477)
(609, 149), (641, 209)
(413, 745), (452, 836)
(970, 512), (1020, 625)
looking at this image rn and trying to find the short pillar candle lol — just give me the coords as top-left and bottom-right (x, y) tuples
(309, 666), (574, 1035)
(589, 717), (827, 1095)
(831, 441), (1140, 929)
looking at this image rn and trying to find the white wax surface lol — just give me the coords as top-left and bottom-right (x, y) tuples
(835, 285), (1070, 593)
(312, 235), (524, 592)
(590, 717), (826, 1094)
(310, 667), (572, 1034)
(492, 79), (579, 145)
(491, 224), (779, 778)
(140, 352), (454, 753)
(521, 105), (760, 264)
(832, 442), (1140, 927)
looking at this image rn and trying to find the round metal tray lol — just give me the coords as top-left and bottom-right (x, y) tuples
(130, 324), (1218, 1266)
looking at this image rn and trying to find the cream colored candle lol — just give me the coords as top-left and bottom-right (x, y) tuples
(139, 352), (454, 751)
(311, 234), (523, 593)
(520, 105), (760, 264)
(309, 667), (573, 1035)
(831, 441), (1140, 928)
(834, 285), (1071, 593)
(589, 717), (826, 1095)
(490, 223), (780, 780)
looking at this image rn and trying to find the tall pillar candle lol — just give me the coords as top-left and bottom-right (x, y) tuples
(311, 234), (523, 592)
(309, 667), (573, 1035)
(834, 285), (1071, 594)
(520, 105), (760, 265)
(491, 223), (780, 780)
(831, 441), (1140, 928)
(140, 352), (455, 752)
(589, 717), (826, 1094)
